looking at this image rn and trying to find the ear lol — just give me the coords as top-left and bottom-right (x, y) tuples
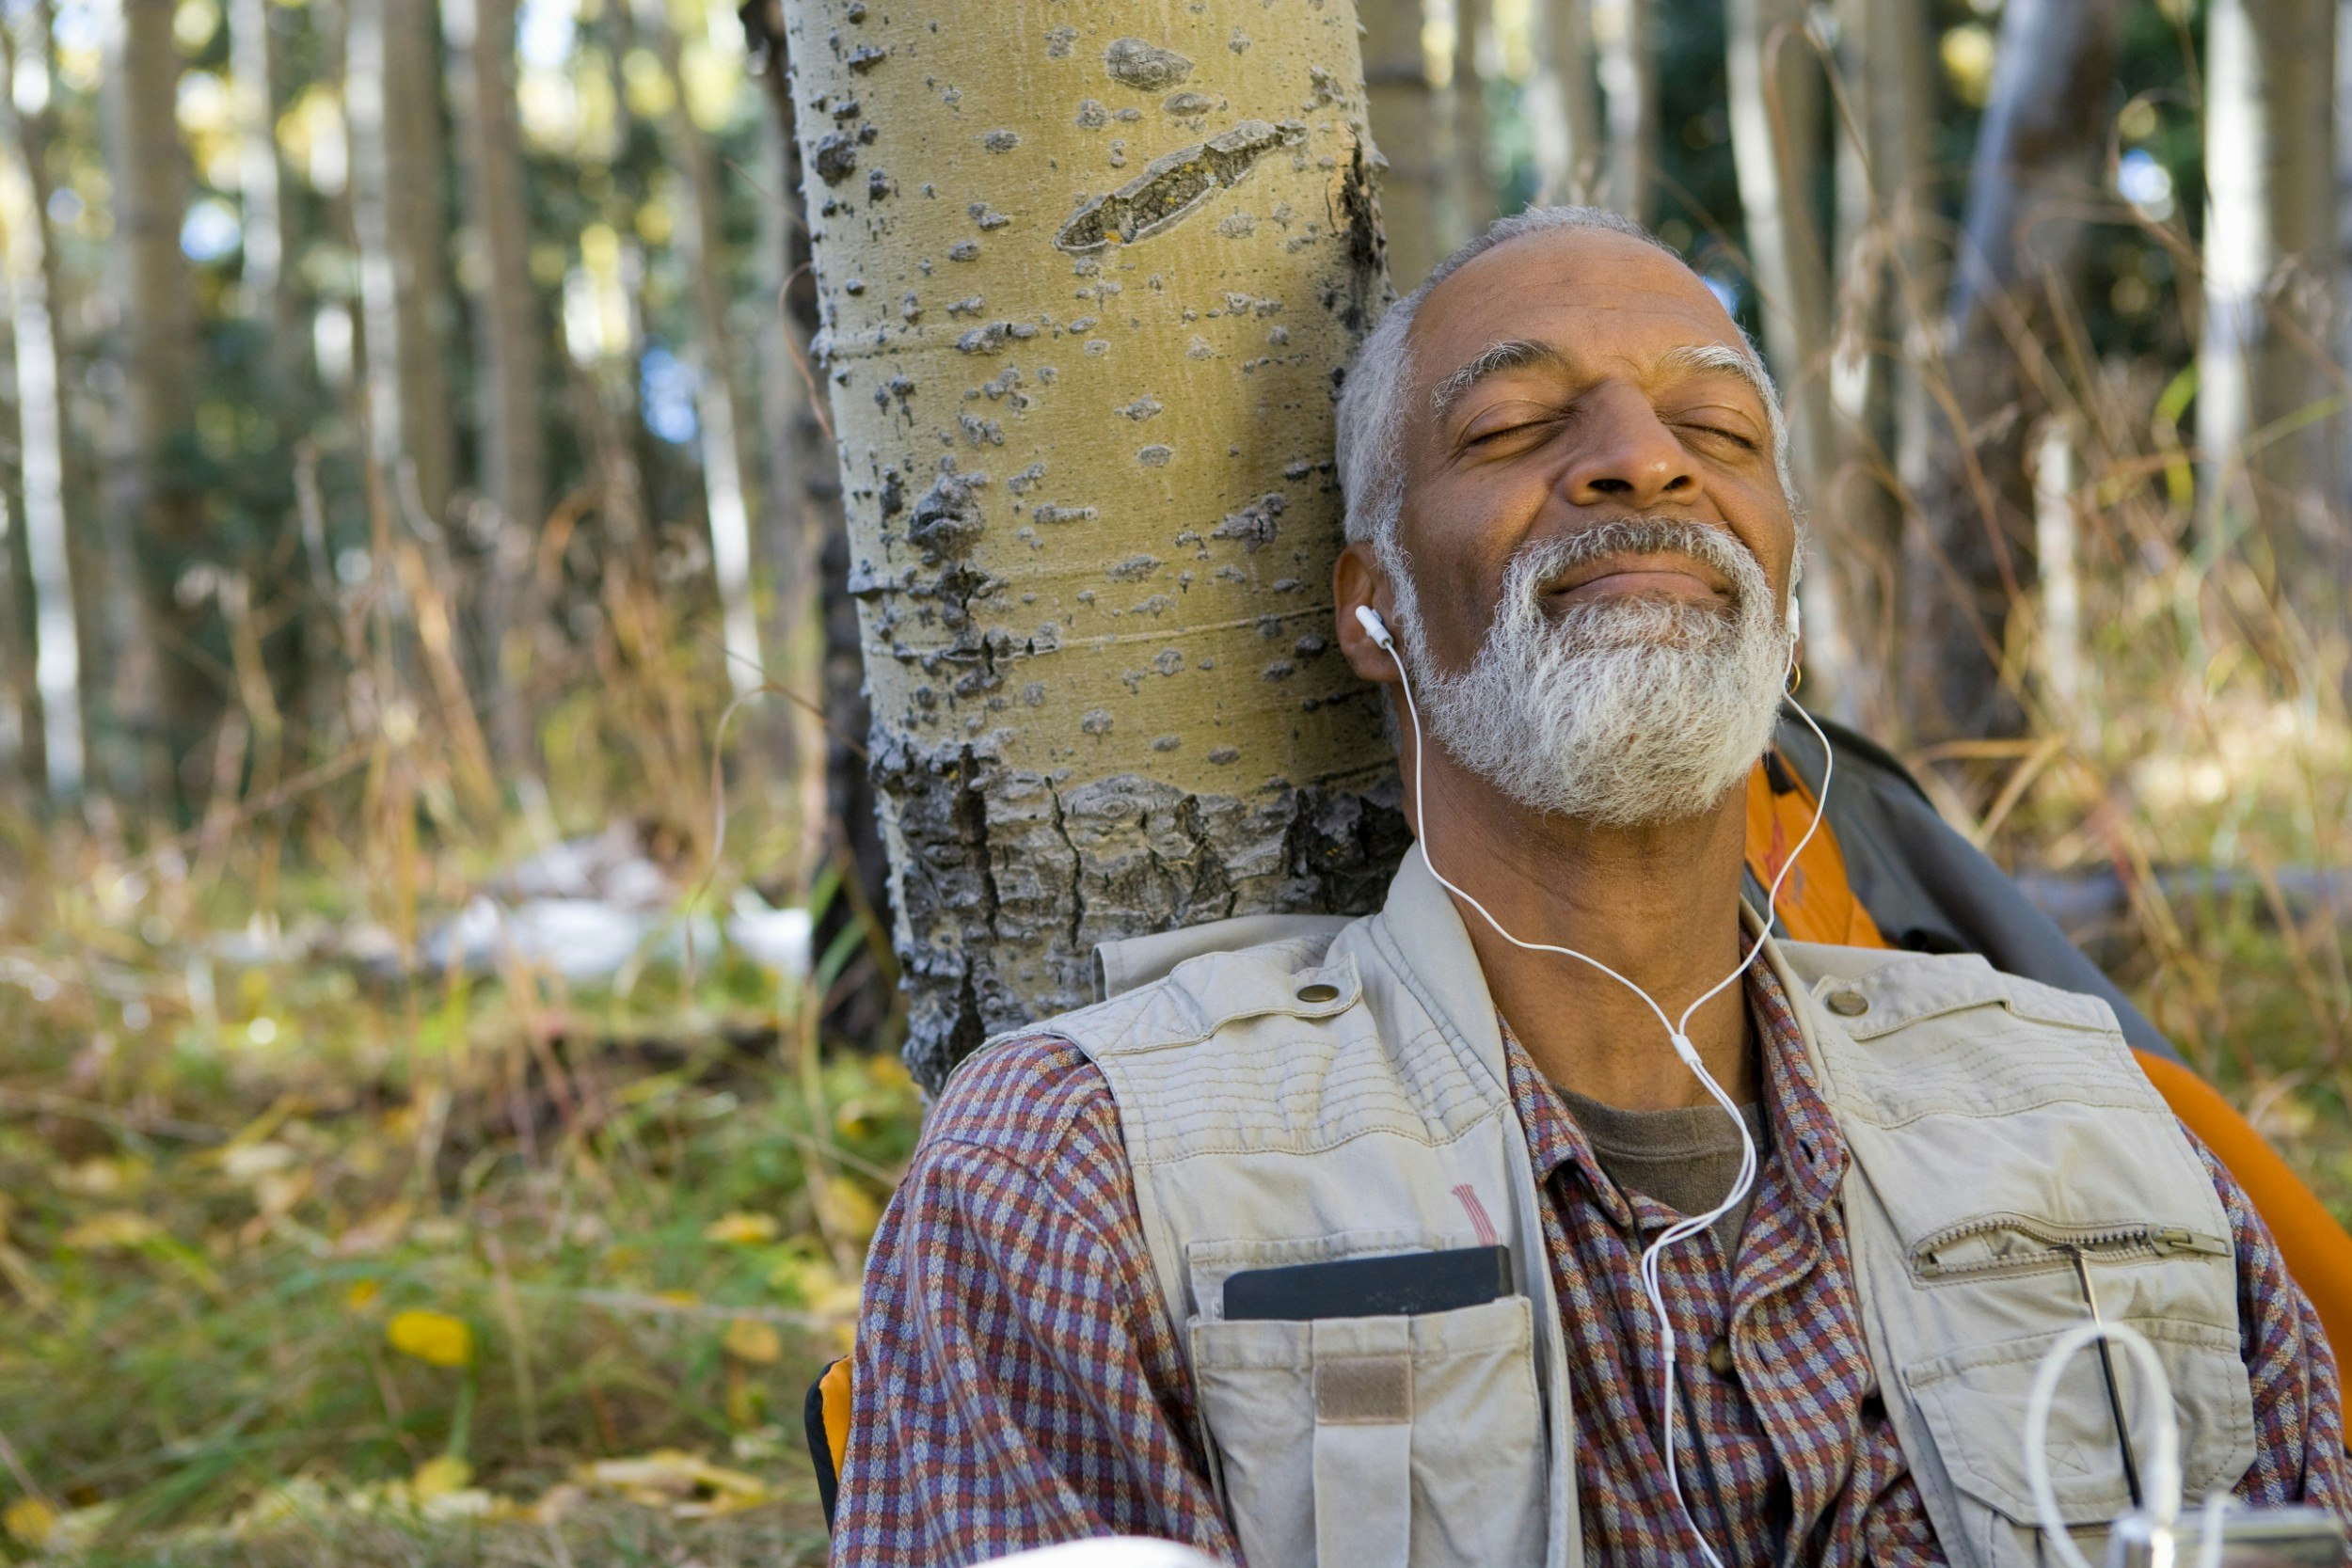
(1334, 541), (1402, 685)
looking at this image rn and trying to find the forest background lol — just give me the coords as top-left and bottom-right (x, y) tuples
(0, 0), (2346, 1560)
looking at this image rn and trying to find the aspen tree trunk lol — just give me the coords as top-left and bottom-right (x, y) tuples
(1449, 0), (1498, 237)
(0, 3), (77, 798)
(782, 0), (1400, 1085)
(2200, 0), (2340, 617)
(1900, 0), (2117, 746)
(1725, 0), (1855, 716)
(228, 0), (293, 330)
(1361, 0), (1454, 288)
(349, 0), (458, 530)
(1863, 0), (1938, 669)
(635, 0), (765, 699)
(101, 0), (201, 783)
(446, 0), (548, 763)
(1530, 0), (1602, 204)
(743, 0), (846, 882)
(1593, 0), (1655, 222)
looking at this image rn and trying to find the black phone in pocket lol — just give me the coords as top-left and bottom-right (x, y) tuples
(1221, 1244), (1512, 1321)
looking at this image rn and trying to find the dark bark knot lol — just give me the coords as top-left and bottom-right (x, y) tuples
(908, 468), (988, 558)
(1103, 38), (1193, 90)
(1055, 119), (1306, 252)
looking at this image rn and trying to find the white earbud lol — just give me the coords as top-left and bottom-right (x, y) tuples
(1355, 604), (1396, 651)
(1788, 595), (1802, 646)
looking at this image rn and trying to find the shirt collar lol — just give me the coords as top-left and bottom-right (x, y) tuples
(1502, 959), (1850, 1220)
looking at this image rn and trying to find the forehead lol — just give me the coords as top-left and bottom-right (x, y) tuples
(1406, 227), (1752, 394)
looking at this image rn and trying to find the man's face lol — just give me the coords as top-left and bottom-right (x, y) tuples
(1337, 226), (1802, 827)
(1389, 226), (1796, 673)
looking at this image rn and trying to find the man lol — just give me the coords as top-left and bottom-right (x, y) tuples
(831, 209), (2347, 1566)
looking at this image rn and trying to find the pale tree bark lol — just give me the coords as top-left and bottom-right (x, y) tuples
(348, 0), (458, 531)
(445, 0), (548, 764)
(1725, 0), (1856, 717)
(0, 1), (77, 798)
(1530, 0), (1602, 204)
(1820, 0), (1934, 728)
(100, 0), (201, 780)
(1362, 0), (1456, 288)
(2200, 0), (2340, 620)
(1448, 0), (1498, 238)
(1900, 0), (2120, 745)
(228, 0), (294, 332)
(633, 0), (764, 701)
(781, 0), (1401, 1085)
(1592, 0), (1655, 222)
(742, 0), (844, 887)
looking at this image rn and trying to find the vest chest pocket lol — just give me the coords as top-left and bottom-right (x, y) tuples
(1900, 1321), (2256, 1568)
(1189, 1294), (1546, 1568)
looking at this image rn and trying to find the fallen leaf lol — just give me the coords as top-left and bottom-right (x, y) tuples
(702, 1212), (780, 1245)
(3, 1497), (56, 1547)
(61, 1211), (163, 1250)
(345, 1278), (383, 1310)
(574, 1449), (771, 1513)
(411, 1455), (473, 1499)
(387, 1307), (473, 1368)
(723, 1317), (781, 1364)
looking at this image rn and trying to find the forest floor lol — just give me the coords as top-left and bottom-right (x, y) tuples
(0, 818), (916, 1568)
(2, 754), (2350, 1566)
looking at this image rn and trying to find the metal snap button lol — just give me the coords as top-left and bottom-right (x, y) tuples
(1826, 989), (1869, 1017)
(1295, 982), (1341, 1005)
(1705, 1338), (1737, 1376)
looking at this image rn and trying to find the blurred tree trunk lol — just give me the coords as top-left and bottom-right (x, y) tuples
(1725, 0), (1857, 717)
(445, 0), (548, 766)
(1362, 0), (1455, 287)
(1900, 0), (2119, 747)
(1593, 0), (1655, 221)
(780, 0), (1402, 1086)
(0, 1), (78, 799)
(742, 0), (857, 899)
(100, 0), (200, 792)
(2200, 0), (2341, 622)
(1821, 0), (1934, 730)
(1449, 0), (1498, 237)
(1530, 0), (1602, 203)
(348, 0), (457, 531)
(228, 0), (294, 335)
(633, 0), (764, 703)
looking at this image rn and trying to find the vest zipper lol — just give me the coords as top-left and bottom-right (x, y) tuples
(1909, 1215), (2231, 1281)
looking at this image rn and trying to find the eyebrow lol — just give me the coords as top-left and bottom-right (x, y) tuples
(1427, 337), (1777, 423)
(1429, 340), (1570, 420)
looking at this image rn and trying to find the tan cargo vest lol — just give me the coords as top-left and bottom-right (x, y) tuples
(981, 850), (2255, 1568)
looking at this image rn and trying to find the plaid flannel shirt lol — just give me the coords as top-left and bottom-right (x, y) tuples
(833, 961), (2348, 1565)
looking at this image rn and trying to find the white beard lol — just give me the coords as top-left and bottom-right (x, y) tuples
(1380, 518), (1790, 829)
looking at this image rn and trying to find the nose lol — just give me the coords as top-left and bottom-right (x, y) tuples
(1560, 384), (1697, 510)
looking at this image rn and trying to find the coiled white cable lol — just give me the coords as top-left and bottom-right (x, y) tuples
(1357, 599), (1833, 1568)
(2022, 1319), (2186, 1568)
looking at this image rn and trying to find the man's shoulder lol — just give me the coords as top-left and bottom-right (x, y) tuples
(923, 1029), (1127, 1167)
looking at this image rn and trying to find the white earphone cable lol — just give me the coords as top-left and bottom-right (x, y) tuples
(1357, 600), (1834, 1568)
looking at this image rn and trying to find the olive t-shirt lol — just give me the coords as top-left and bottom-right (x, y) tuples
(1551, 1085), (1771, 1257)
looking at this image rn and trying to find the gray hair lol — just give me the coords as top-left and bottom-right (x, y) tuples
(1332, 206), (1798, 551)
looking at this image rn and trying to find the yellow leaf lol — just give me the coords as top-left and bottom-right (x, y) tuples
(656, 1289), (699, 1307)
(723, 1317), (781, 1364)
(702, 1212), (779, 1245)
(817, 1176), (882, 1243)
(3, 1497), (56, 1547)
(345, 1278), (382, 1310)
(386, 1308), (473, 1368)
(411, 1455), (473, 1500)
(61, 1211), (163, 1249)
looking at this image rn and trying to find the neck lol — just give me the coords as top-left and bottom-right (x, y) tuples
(1406, 739), (1758, 1112)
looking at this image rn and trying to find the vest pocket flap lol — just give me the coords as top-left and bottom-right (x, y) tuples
(1901, 1321), (2256, 1528)
(1188, 1296), (1545, 1568)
